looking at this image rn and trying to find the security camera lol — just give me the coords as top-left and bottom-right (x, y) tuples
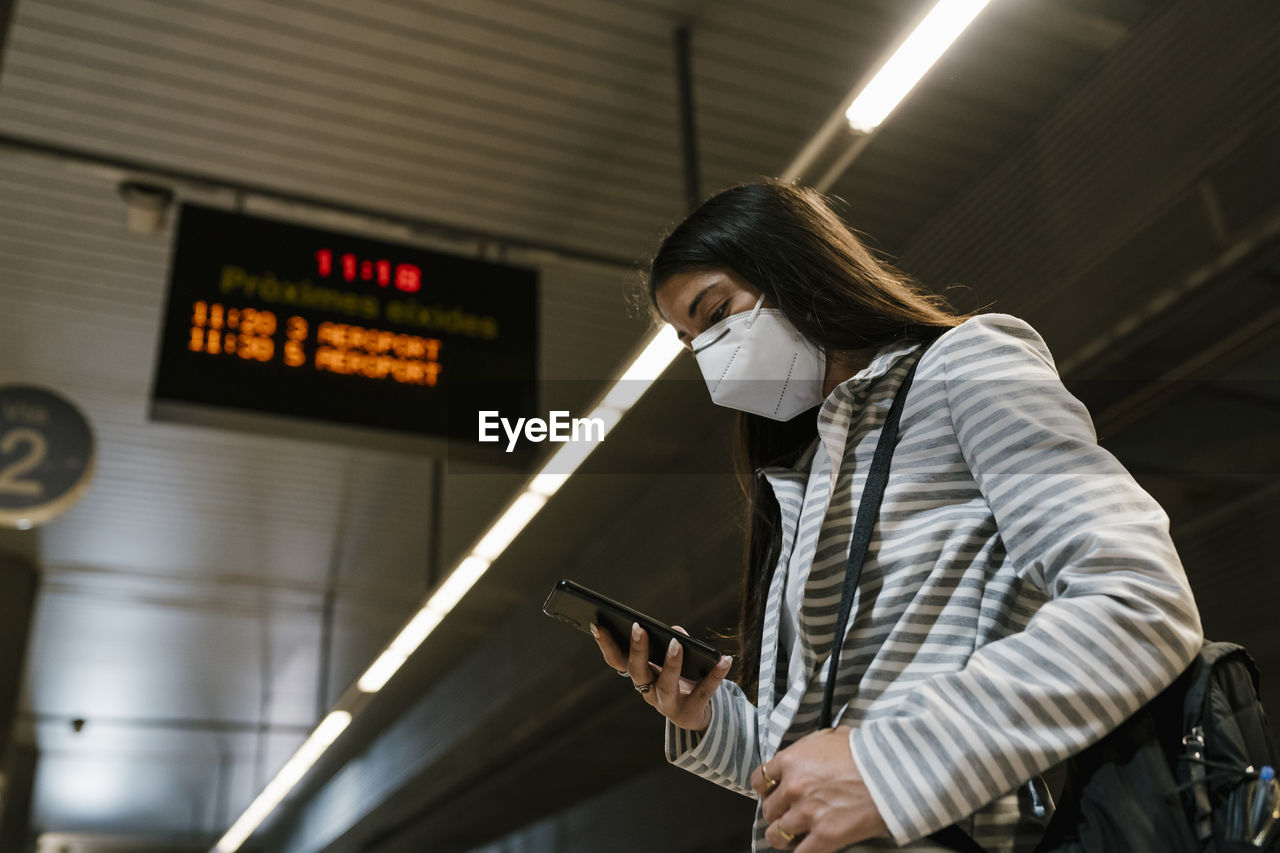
(118, 180), (175, 236)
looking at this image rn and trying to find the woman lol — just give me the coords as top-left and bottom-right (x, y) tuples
(591, 180), (1203, 852)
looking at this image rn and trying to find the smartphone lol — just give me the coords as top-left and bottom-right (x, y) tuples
(542, 578), (725, 682)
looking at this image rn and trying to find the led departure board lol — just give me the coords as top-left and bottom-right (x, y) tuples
(151, 205), (538, 458)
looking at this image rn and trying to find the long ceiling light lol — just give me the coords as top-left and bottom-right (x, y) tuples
(845, 0), (991, 132)
(354, 326), (682, 695)
(213, 711), (351, 853)
(212, 1), (993, 847)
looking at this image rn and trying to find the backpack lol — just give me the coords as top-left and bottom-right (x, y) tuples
(932, 642), (1280, 853)
(1031, 641), (1280, 853)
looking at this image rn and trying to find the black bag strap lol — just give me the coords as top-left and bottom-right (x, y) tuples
(818, 350), (922, 730)
(816, 346), (988, 853)
(1182, 641), (1256, 730)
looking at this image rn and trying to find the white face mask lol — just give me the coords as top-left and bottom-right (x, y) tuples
(690, 294), (827, 421)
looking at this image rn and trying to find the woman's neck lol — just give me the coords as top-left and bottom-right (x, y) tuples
(823, 348), (876, 398)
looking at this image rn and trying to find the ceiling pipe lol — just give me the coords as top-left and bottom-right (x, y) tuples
(674, 25), (702, 213)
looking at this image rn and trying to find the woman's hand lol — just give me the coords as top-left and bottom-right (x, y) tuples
(591, 621), (732, 732)
(749, 726), (889, 852)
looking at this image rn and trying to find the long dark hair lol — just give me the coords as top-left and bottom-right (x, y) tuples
(646, 179), (977, 698)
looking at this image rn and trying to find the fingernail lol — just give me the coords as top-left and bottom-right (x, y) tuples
(668, 638), (680, 658)
(631, 622), (641, 641)
(589, 623), (599, 639)
(719, 656), (732, 669)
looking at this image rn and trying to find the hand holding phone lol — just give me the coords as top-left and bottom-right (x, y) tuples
(542, 579), (733, 732)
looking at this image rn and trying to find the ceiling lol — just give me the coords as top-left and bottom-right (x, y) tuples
(0, 0), (1277, 851)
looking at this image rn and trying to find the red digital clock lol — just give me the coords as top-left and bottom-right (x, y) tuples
(314, 248), (421, 293)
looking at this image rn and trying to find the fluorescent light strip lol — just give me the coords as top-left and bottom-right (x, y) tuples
(429, 554), (494, 612)
(356, 555), (492, 693)
(600, 324), (683, 410)
(527, 405), (619, 496)
(472, 491), (549, 560)
(213, 711), (352, 853)
(219, 342), (675, 848)
(351, 334), (688, 695)
(845, 0), (991, 132)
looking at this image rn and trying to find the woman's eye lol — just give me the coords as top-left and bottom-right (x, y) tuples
(709, 302), (728, 324)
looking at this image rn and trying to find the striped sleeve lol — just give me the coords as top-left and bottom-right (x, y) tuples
(848, 313), (1204, 844)
(664, 678), (761, 799)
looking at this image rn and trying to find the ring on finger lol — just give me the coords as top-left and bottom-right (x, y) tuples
(761, 760), (779, 792)
(633, 679), (656, 694)
(777, 825), (796, 843)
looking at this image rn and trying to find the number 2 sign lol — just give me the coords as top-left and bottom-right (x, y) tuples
(0, 386), (95, 529)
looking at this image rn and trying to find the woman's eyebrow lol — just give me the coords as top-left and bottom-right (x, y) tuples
(686, 282), (719, 319)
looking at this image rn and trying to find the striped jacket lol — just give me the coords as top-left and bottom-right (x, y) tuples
(665, 313), (1204, 851)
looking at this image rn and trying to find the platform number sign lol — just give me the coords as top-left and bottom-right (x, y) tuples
(0, 386), (95, 529)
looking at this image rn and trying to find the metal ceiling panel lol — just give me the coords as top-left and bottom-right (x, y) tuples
(0, 0), (688, 259)
(894, 0), (1280, 339)
(830, 0), (1169, 254)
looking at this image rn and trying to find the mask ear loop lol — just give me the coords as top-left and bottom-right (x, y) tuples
(743, 293), (766, 329)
